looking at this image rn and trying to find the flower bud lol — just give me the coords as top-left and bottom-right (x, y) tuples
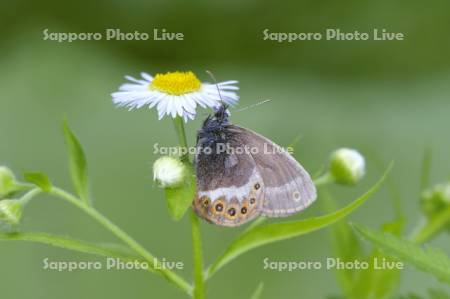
(0, 199), (23, 226)
(0, 166), (19, 198)
(421, 182), (450, 219)
(329, 148), (365, 185)
(153, 156), (187, 188)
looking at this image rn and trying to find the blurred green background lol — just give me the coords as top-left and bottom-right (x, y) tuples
(1, 0), (449, 298)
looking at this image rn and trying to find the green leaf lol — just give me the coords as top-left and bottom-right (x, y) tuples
(250, 282), (264, 299)
(392, 288), (450, 299)
(62, 121), (90, 205)
(327, 193), (402, 299)
(24, 172), (52, 192)
(347, 220), (404, 299)
(164, 166), (196, 221)
(392, 294), (424, 299)
(348, 194), (404, 299)
(428, 288), (450, 299)
(367, 221), (403, 298)
(351, 248), (401, 299)
(0, 231), (148, 266)
(353, 224), (450, 284)
(206, 163), (392, 278)
(325, 193), (364, 298)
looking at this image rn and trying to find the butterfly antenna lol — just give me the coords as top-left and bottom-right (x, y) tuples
(235, 99), (271, 112)
(205, 70), (226, 107)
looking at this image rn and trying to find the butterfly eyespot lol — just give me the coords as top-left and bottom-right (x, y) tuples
(241, 207), (247, 214)
(198, 196), (208, 204)
(249, 198), (256, 204)
(293, 191), (301, 201)
(227, 208), (236, 217)
(254, 183), (261, 190)
(215, 203), (224, 212)
(203, 198), (210, 206)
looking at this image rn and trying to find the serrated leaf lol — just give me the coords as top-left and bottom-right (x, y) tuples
(328, 201), (401, 299)
(24, 172), (52, 192)
(206, 163), (392, 278)
(348, 220), (403, 299)
(351, 248), (401, 299)
(368, 220), (403, 298)
(353, 224), (450, 284)
(164, 166), (196, 221)
(63, 121), (90, 205)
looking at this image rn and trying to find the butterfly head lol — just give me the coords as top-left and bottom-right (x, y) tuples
(197, 104), (231, 146)
(213, 103), (230, 121)
(202, 104), (230, 131)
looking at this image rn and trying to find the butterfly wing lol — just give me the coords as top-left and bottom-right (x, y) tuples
(193, 131), (265, 227)
(228, 125), (317, 217)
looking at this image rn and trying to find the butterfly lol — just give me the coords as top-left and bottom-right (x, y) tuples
(193, 104), (317, 227)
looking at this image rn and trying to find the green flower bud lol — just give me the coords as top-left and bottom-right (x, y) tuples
(153, 156), (187, 188)
(329, 148), (365, 186)
(0, 166), (19, 198)
(421, 182), (450, 226)
(0, 199), (23, 226)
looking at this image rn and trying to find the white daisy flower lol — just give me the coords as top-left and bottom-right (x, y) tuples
(111, 71), (239, 121)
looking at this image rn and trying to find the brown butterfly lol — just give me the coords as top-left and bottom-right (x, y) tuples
(193, 104), (316, 227)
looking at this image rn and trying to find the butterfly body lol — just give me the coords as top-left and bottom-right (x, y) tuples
(193, 105), (316, 227)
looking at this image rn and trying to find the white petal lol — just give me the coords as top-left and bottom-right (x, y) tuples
(183, 95), (197, 114)
(125, 75), (148, 85)
(218, 85), (239, 91)
(165, 97), (174, 117)
(175, 97), (185, 117)
(172, 96), (180, 118)
(218, 80), (238, 85)
(157, 96), (169, 119)
(149, 93), (165, 109)
(119, 83), (148, 92)
(141, 72), (153, 81)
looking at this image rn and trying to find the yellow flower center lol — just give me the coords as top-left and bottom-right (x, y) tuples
(150, 71), (202, 95)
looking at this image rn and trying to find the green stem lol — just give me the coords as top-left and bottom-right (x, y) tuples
(173, 116), (190, 163)
(15, 182), (35, 191)
(19, 188), (42, 205)
(314, 172), (334, 187)
(50, 187), (192, 296)
(172, 117), (205, 299)
(411, 205), (450, 244)
(191, 212), (205, 299)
